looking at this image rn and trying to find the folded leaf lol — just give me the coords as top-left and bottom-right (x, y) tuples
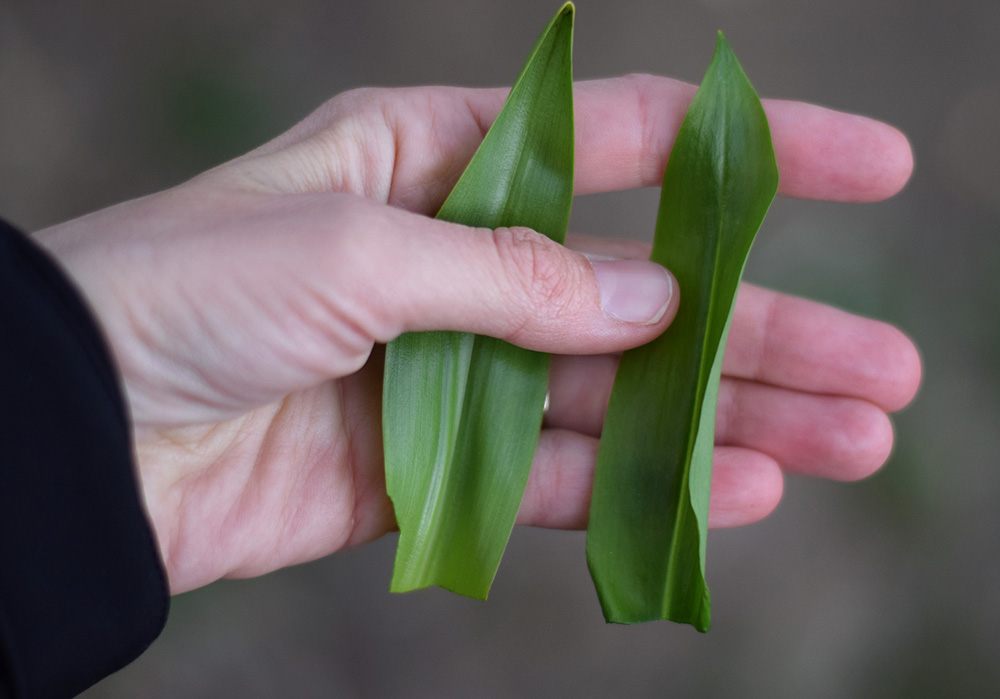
(383, 3), (575, 598)
(585, 32), (778, 629)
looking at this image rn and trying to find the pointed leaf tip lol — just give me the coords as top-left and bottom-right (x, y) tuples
(586, 33), (777, 628)
(384, 3), (575, 600)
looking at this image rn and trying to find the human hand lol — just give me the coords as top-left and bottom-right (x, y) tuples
(35, 75), (921, 594)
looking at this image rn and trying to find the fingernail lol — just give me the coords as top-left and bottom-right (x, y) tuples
(587, 257), (674, 324)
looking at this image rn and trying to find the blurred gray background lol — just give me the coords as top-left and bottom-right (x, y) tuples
(2, 0), (998, 696)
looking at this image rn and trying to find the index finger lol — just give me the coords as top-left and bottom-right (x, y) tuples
(568, 75), (913, 202)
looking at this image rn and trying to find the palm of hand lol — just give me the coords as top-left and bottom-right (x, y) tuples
(138, 363), (387, 594)
(107, 89), (508, 593)
(51, 87), (510, 593)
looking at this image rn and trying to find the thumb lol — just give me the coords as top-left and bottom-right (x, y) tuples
(331, 196), (677, 355)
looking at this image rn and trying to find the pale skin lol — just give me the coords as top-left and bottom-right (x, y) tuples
(35, 74), (922, 595)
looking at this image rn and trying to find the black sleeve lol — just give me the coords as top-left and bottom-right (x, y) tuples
(0, 219), (169, 699)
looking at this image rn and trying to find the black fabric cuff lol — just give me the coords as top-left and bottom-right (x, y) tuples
(0, 219), (168, 698)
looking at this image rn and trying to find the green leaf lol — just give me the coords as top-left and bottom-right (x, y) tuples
(585, 32), (778, 629)
(383, 3), (575, 598)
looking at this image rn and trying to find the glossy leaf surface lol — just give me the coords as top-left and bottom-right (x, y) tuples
(383, 4), (574, 598)
(586, 33), (778, 629)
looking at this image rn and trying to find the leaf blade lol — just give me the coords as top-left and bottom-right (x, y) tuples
(585, 32), (778, 628)
(383, 3), (575, 598)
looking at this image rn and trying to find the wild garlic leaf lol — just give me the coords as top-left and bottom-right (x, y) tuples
(585, 32), (778, 629)
(383, 3), (575, 599)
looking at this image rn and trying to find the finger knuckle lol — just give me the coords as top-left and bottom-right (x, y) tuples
(491, 227), (579, 326)
(326, 86), (395, 116)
